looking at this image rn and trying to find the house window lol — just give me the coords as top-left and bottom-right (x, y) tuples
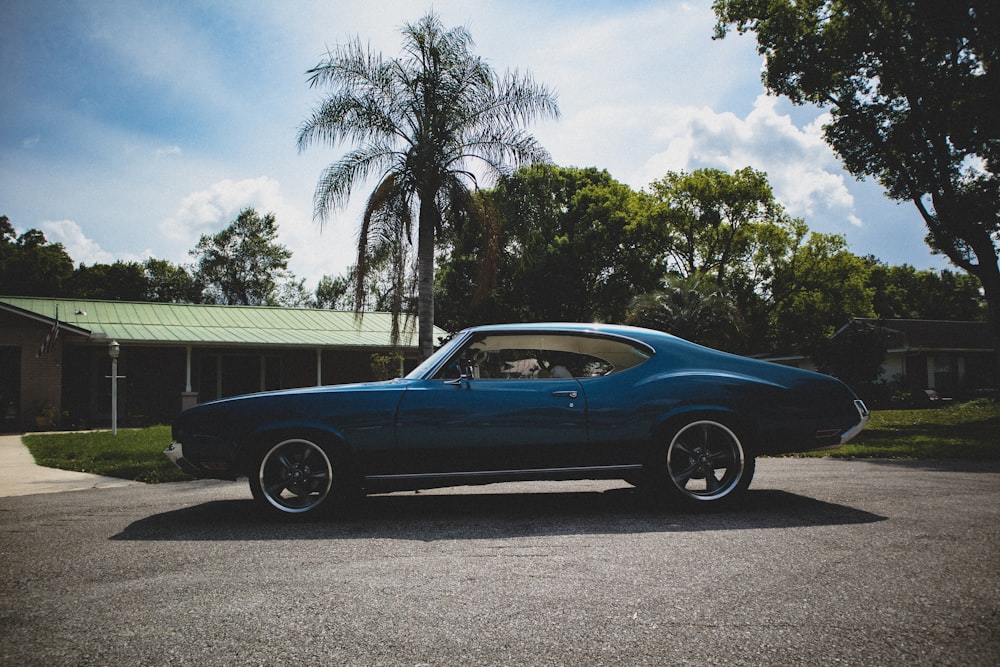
(929, 355), (964, 392)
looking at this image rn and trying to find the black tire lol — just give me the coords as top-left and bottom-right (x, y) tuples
(249, 437), (336, 516)
(651, 418), (755, 507)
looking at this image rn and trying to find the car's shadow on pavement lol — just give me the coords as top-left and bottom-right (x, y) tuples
(111, 487), (886, 542)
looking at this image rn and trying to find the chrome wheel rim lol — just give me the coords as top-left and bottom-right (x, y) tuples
(666, 420), (745, 501)
(258, 439), (333, 513)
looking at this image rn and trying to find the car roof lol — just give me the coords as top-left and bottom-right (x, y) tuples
(464, 321), (666, 337)
(459, 322), (676, 347)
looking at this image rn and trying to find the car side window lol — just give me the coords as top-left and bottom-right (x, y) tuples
(433, 333), (650, 380)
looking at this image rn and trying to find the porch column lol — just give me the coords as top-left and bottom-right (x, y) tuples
(181, 346), (198, 410)
(316, 348), (323, 386)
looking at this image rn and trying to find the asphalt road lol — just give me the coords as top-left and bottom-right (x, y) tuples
(1, 458), (997, 666)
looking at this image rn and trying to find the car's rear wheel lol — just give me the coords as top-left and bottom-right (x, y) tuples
(249, 437), (334, 515)
(654, 419), (754, 506)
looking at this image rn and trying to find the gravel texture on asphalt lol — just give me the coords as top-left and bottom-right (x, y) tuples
(1, 458), (998, 666)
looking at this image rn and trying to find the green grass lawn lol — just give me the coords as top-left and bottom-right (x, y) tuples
(795, 397), (999, 460)
(20, 398), (1000, 483)
(22, 425), (192, 483)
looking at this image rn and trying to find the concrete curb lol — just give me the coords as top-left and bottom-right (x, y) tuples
(0, 433), (144, 497)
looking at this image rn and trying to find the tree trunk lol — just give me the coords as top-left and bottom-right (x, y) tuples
(973, 259), (1000, 388)
(915, 196), (1000, 388)
(417, 200), (437, 360)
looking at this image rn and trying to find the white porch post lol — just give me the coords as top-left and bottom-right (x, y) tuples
(180, 346), (199, 411)
(108, 341), (121, 436)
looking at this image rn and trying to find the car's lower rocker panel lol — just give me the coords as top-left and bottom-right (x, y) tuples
(364, 464), (644, 492)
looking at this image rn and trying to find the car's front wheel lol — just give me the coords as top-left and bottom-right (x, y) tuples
(249, 437), (335, 515)
(653, 419), (755, 506)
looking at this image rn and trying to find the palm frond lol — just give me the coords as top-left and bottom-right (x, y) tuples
(312, 143), (405, 224)
(306, 38), (388, 93)
(300, 10), (559, 357)
(357, 176), (414, 322)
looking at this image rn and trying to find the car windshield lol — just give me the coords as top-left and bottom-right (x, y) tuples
(405, 333), (469, 380)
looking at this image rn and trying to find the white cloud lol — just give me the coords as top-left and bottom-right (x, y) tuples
(154, 146), (182, 158)
(159, 176), (352, 289)
(160, 177), (289, 241)
(40, 219), (116, 265)
(634, 95), (864, 230)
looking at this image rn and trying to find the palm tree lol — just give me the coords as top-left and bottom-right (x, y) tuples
(625, 274), (745, 352)
(297, 11), (560, 358)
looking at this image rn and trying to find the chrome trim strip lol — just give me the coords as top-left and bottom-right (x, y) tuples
(365, 463), (643, 482)
(840, 400), (871, 444)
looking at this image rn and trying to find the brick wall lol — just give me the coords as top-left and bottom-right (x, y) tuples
(0, 318), (62, 430)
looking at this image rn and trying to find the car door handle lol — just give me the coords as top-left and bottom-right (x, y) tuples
(551, 390), (578, 399)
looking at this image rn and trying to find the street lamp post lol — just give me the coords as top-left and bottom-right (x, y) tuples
(109, 340), (120, 436)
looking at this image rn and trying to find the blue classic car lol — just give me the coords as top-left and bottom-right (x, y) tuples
(166, 323), (869, 515)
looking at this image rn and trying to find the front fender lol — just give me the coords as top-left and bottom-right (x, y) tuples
(172, 382), (406, 477)
(240, 421), (353, 473)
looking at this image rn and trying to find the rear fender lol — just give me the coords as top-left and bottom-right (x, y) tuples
(650, 405), (758, 457)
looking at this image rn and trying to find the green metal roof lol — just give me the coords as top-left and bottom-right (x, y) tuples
(1, 297), (447, 349)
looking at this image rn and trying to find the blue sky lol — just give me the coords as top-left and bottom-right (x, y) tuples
(1, 0), (949, 292)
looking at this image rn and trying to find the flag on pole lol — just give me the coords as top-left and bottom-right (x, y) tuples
(37, 305), (59, 358)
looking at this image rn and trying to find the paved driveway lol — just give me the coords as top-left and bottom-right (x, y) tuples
(1, 458), (997, 665)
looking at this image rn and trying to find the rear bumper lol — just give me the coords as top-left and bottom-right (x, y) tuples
(806, 399), (871, 452)
(839, 400), (870, 444)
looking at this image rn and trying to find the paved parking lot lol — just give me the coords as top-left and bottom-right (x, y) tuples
(1, 457), (998, 665)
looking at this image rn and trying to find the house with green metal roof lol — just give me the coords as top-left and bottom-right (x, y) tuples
(0, 296), (447, 431)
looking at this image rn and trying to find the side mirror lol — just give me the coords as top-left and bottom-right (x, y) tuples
(444, 359), (475, 386)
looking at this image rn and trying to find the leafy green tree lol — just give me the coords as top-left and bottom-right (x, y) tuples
(713, 0), (1000, 372)
(433, 190), (506, 330)
(766, 229), (875, 349)
(142, 258), (204, 303)
(866, 261), (986, 321)
(67, 261), (148, 300)
(314, 273), (352, 311)
(436, 165), (662, 328)
(297, 11), (559, 358)
(191, 208), (295, 306)
(0, 216), (74, 296)
(640, 167), (807, 350)
(642, 167), (782, 289)
(269, 278), (312, 308)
